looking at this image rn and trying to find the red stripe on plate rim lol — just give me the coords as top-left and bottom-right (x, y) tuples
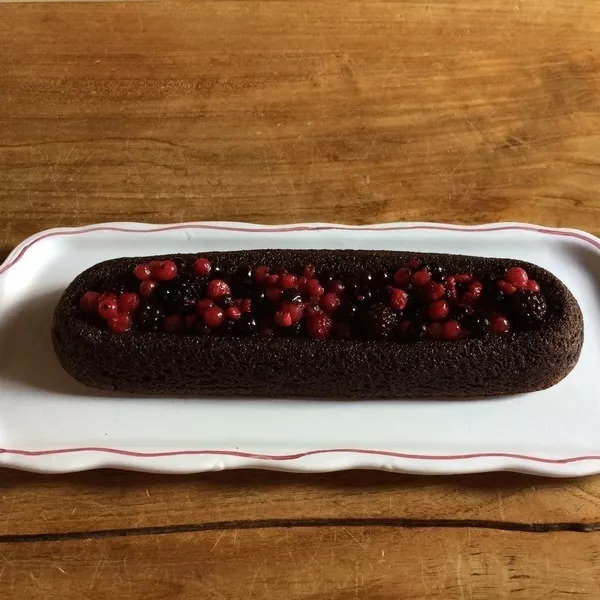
(1, 222), (599, 467)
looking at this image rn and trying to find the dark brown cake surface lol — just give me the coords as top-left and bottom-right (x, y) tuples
(52, 249), (584, 398)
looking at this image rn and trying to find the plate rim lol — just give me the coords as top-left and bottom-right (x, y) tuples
(2, 220), (599, 476)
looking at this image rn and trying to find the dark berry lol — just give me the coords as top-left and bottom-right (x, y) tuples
(193, 257), (212, 278)
(506, 291), (547, 330)
(218, 295), (235, 309)
(405, 321), (427, 342)
(134, 302), (163, 332)
(463, 314), (490, 338)
(360, 271), (374, 286)
(451, 305), (474, 322)
(352, 286), (372, 304)
(283, 288), (303, 304)
(285, 321), (305, 337)
(427, 322), (444, 340)
(429, 263), (446, 282)
(374, 270), (391, 286)
(238, 313), (258, 336)
(318, 269), (335, 285)
(209, 264), (225, 280)
(364, 302), (398, 338)
(338, 301), (359, 321)
(251, 289), (268, 313)
(233, 265), (253, 285)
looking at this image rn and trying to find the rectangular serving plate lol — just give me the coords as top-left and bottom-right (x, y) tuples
(0, 221), (598, 476)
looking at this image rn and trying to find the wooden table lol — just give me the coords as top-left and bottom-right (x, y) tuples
(1, 1), (599, 597)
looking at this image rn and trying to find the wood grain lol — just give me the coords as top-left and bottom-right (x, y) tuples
(1, 1), (600, 598)
(2, 527), (600, 599)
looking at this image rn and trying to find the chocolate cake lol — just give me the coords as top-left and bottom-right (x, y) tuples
(51, 249), (584, 398)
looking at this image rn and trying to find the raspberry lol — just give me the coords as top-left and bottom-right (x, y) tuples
(307, 314), (333, 339)
(207, 279), (231, 299)
(133, 264), (152, 281)
(193, 257), (212, 277)
(428, 300), (449, 321)
(393, 267), (412, 287)
(388, 287), (408, 311)
(80, 291), (100, 313)
(506, 267), (529, 288)
(203, 306), (225, 328)
(280, 273), (298, 290)
(274, 311), (293, 327)
(320, 292), (341, 314)
(412, 269), (431, 287)
(254, 265), (270, 284)
(107, 313), (132, 333)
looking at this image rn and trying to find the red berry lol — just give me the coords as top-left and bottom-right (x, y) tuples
(326, 280), (345, 295)
(306, 279), (324, 298)
(454, 273), (473, 284)
(423, 282), (445, 301)
(490, 314), (510, 334)
(118, 292), (140, 314)
(442, 320), (462, 340)
(239, 298), (252, 313)
(393, 267), (412, 287)
(506, 267), (529, 288)
(98, 297), (119, 320)
(162, 315), (182, 333)
(320, 292), (340, 314)
(140, 280), (157, 298)
(307, 314), (333, 339)
(80, 291), (100, 313)
(274, 311), (293, 327)
(203, 306), (225, 328)
(133, 263), (152, 281)
(152, 260), (178, 281)
(254, 265), (270, 284)
(297, 276), (309, 293)
(526, 280), (540, 293)
(497, 280), (517, 295)
(304, 302), (323, 317)
(280, 273), (298, 290)
(207, 279), (231, 299)
(407, 258), (422, 269)
(196, 298), (216, 316)
(304, 264), (316, 279)
(412, 269), (431, 287)
(266, 273), (280, 287)
(193, 257), (212, 277)
(388, 287), (408, 311)
(428, 300), (449, 321)
(266, 287), (284, 304)
(107, 313), (132, 333)
(281, 302), (304, 323)
(98, 292), (118, 304)
(462, 281), (483, 305)
(227, 306), (241, 320)
(427, 322), (444, 340)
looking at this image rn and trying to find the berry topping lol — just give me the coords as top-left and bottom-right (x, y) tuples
(463, 314), (490, 338)
(207, 279), (231, 299)
(303, 264), (316, 279)
(423, 281), (445, 301)
(306, 278), (325, 298)
(254, 265), (270, 284)
(304, 302), (323, 317)
(327, 280), (345, 295)
(490, 314), (510, 334)
(133, 264), (152, 281)
(282, 288), (303, 304)
(139, 280), (157, 299)
(412, 269), (431, 287)
(365, 302), (398, 338)
(428, 300), (449, 321)
(226, 306), (242, 320)
(98, 297), (119, 320)
(507, 291), (547, 330)
(442, 320), (463, 340)
(281, 302), (304, 323)
(307, 313), (333, 339)
(193, 257), (212, 277)
(320, 292), (341, 314)
(80, 291), (100, 313)
(107, 313), (132, 333)
(388, 287), (408, 311)
(393, 267), (412, 287)
(151, 260), (178, 281)
(196, 298), (216, 316)
(274, 311), (293, 327)
(497, 280), (517, 295)
(203, 306), (225, 328)
(505, 267), (528, 288)
(280, 273), (298, 290)
(118, 292), (140, 314)
(266, 273), (280, 287)
(238, 313), (258, 336)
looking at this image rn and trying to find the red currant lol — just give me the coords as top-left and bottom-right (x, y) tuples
(320, 292), (340, 314)
(280, 273), (298, 290)
(307, 314), (333, 339)
(139, 280), (157, 298)
(207, 279), (231, 299)
(193, 257), (212, 277)
(427, 322), (444, 340)
(227, 306), (242, 320)
(133, 263), (152, 281)
(526, 280), (540, 293)
(412, 269), (431, 287)
(107, 313), (132, 333)
(423, 281), (445, 301)
(407, 258), (422, 269)
(442, 320), (462, 340)
(393, 267), (412, 287)
(196, 298), (216, 316)
(274, 311), (293, 327)
(98, 297), (119, 320)
(326, 280), (345, 295)
(203, 306), (225, 328)
(118, 292), (140, 314)
(506, 267), (528, 288)
(306, 279), (324, 298)
(303, 264), (316, 279)
(152, 260), (178, 281)
(454, 273), (473, 284)
(266, 287), (284, 304)
(80, 291), (100, 313)
(281, 302), (304, 323)
(497, 280), (517, 295)
(428, 300), (449, 321)
(490, 314), (510, 334)
(266, 273), (280, 287)
(388, 287), (408, 311)
(254, 265), (270, 284)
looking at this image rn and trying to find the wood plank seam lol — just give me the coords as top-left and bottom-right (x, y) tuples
(1, 518), (599, 544)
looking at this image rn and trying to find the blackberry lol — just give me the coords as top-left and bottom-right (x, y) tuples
(237, 313), (258, 336)
(507, 291), (547, 330)
(318, 269), (335, 285)
(174, 275), (206, 307)
(481, 273), (505, 306)
(463, 314), (490, 338)
(338, 300), (359, 322)
(209, 264), (226, 280)
(374, 269), (391, 286)
(251, 289), (268, 314)
(352, 285), (372, 304)
(283, 288), (302, 304)
(364, 302), (398, 338)
(134, 302), (164, 332)
(428, 263), (446, 282)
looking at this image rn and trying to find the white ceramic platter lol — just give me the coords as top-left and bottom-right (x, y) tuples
(0, 222), (599, 476)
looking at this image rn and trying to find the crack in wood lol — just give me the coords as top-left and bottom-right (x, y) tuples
(0, 518), (599, 545)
